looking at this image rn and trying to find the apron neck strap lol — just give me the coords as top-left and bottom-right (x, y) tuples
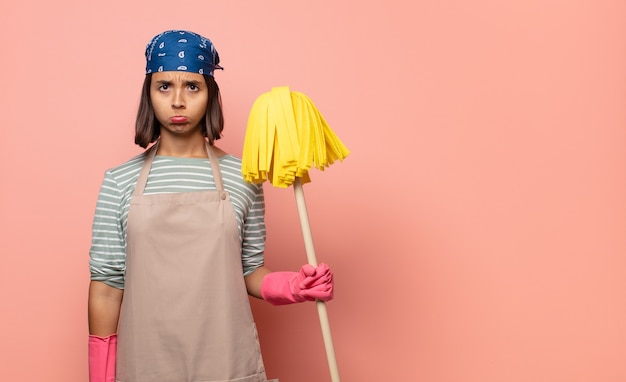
(205, 142), (225, 193)
(134, 142), (159, 196)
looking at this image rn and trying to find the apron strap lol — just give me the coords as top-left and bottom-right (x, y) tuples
(133, 142), (159, 196)
(205, 142), (226, 194)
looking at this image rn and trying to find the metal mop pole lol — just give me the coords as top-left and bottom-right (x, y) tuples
(293, 178), (341, 382)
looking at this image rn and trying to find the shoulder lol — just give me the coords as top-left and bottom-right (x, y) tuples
(106, 152), (146, 177)
(100, 152), (148, 193)
(219, 154), (246, 182)
(219, 155), (263, 194)
(219, 153), (242, 168)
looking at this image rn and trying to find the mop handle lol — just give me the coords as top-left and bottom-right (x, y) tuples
(293, 178), (341, 382)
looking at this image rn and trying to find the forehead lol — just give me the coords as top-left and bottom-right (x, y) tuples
(151, 71), (205, 82)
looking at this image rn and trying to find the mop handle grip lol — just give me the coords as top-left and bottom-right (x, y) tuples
(294, 178), (341, 382)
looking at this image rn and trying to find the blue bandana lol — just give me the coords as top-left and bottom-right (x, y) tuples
(145, 30), (223, 76)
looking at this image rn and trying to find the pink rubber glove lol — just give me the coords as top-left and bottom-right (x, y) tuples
(88, 334), (117, 382)
(261, 263), (334, 306)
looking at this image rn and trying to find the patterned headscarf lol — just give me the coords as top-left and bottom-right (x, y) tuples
(145, 30), (223, 76)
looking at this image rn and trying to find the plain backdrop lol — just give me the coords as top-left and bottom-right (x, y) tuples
(1, 1), (625, 381)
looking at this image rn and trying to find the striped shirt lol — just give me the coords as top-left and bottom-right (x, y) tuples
(89, 152), (266, 289)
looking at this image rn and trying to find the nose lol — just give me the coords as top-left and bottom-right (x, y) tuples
(172, 89), (185, 109)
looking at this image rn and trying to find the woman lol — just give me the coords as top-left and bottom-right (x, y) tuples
(88, 30), (334, 382)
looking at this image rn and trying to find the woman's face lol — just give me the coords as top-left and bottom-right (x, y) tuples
(150, 71), (209, 138)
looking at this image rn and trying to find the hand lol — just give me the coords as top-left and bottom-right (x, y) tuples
(261, 263), (334, 306)
(297, 263), (334, 301)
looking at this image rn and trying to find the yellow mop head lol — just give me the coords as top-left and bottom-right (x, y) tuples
(242, 86), (350, 188)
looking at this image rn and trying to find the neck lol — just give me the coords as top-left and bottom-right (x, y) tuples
(157, 133), (207, 158)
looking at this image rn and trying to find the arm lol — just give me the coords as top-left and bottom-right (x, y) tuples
(88, 281), (123, 336)
(88, 171), (126, 335)
(88, 281), (122, 382)
(87, 170), (127, 381)
(244, 265), (273, 299)
(238, 174), (332, 305)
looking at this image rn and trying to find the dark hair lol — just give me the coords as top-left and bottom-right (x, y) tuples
(134, 73), (224, 148)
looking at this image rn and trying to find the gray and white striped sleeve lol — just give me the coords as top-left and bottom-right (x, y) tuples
(241, 184), (266, 275)
(89, 170), (126, 289)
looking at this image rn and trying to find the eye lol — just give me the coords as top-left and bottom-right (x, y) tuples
(158, 84), (169, 91)
(189, 84), (199, 91)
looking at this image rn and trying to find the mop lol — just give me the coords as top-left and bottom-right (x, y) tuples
(242, 86), (349, 382)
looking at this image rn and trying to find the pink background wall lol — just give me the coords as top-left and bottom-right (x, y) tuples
(1, 1), (625, 381)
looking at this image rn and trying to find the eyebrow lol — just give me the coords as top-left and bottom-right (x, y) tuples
(184, 80), (203, 87)
(153, 80), (203, 87)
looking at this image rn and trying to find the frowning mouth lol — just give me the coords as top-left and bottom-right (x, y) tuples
(170, 116), (188, 124)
